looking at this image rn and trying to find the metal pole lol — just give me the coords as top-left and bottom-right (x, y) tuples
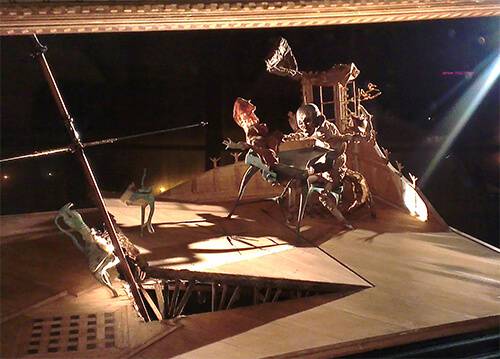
(0, 122), (208, 163)
(30, 34), (151, 321)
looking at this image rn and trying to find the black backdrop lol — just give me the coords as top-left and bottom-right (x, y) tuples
(1, 17), (498, 246)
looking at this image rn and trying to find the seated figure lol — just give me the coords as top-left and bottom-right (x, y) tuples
(285, 103), (374, 227)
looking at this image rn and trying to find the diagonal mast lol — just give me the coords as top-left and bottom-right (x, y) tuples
(30, 34), (151, 321)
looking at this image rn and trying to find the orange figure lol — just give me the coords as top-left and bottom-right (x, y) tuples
(224, 97), (283, 167)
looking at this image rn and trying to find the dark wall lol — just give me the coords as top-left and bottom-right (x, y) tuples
(1, 18), (498, 245)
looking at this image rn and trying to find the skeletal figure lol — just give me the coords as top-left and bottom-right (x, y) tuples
(55, 203), (120, 297)
(230, 152), (242, 163)
(210, 157), (221, 168)
(287, 103), (375, 225)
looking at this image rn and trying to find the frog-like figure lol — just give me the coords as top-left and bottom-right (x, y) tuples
(55, 203), (120, 297)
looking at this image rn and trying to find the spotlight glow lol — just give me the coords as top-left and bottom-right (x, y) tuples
(422, 53), (500, 185)
(402, 180), (428, 221)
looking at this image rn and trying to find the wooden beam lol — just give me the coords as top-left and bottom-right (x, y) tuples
(174, 280), (195, 317)
(1, 0), (499, 35)
(168, 280), (181, 318)
(219, 284), (228, 311)
(146, 267), (369, 293)
(211, 283), (217, 312)
(271, 288), (282, 303)
(154, 282), (165, 317)
(226, 286), (240, 310)
(140, 287), (163, 321)
(29, 34), (150, 321)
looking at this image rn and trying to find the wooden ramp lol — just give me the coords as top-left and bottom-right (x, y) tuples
(104, 198), (370, 288)
(108, 198), (499, 358)
(1, 198), (499, 358)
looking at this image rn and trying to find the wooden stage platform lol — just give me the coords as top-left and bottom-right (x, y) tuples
(1, 198), (499, 358)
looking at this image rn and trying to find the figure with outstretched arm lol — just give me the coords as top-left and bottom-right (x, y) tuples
(224, 97), (285, 182)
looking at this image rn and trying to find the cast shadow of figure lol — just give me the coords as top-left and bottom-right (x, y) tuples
(117, 197), (404, 272)
(293, 199), (451, 247)
(136, 205), (370, 356)
(119, 201), (318, 268)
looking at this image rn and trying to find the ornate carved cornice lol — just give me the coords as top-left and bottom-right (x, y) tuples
(1, 0), (499, 35)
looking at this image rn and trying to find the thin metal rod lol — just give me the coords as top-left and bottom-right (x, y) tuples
(253, 286), (259, 305)
(168, 279), (181, 318)
(0, 147), (71, 163)
(271, 288), (282, 303)
(164, 281), (170, 315)
(0, 122), (207, 163)
(218, 284), (228, 311)
(85, 122), (208, 146)
(226, 286), (240, 310)
(263, 287), (272, 303)
(211, 283), (217, 312)
(174, 280), (195, 317)
(30, 34), (150, 321)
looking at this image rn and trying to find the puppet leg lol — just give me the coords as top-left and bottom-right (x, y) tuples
(344, 169), (375, 217)
(100, 270), (119, 297)
(296, 181), (314, 235)
(146, 202), (155, 233)
(227, 165), (260, 218)
(93, 265), (119, 297)
(319, 191), (353, 229)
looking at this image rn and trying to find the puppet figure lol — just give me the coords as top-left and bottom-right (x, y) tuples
(223, 97), (284, 182)
(55, 203), (146, 297)
(55, 203), (120, 297)
(120, 168), (155, 236)
(286, 103), (374, 225)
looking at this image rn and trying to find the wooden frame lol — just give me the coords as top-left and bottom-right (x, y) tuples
(1, 0), (499, 36)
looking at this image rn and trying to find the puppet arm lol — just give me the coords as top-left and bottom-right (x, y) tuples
(223, 138), (251, 150)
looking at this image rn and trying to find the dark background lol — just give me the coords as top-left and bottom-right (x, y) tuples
(1, 17), (498, 246)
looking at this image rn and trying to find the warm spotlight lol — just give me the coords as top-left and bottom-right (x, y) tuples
(159, 186), (166, 193)
(402, 181), (428, 222)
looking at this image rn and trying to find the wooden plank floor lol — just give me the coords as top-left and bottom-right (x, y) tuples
(1, 198), (499, 358)
(0, 210), (177, 358)
(0, 210), (101, 320)
(105, 198), (371, 287)
(122, 199), (499, 358)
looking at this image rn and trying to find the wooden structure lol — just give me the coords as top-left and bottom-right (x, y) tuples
(1, 0), (499, 35)
(1, 1), (499, 357)
(1, 197), (499, 357)
(298, 62), (447, 227)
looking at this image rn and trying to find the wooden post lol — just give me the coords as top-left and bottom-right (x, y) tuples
(154, 282), (165, 316)
(226, 286), (240, 310)
(168, 279), (181, 317)
(211, 283), (217, 312)
(174, 280), (195, 317)
(219, 284), (228, 311)
(30, 34), (150, 321)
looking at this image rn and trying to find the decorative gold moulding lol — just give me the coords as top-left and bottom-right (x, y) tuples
(1, 0), (499, 35)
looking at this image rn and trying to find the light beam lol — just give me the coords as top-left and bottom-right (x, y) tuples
(421, 52), (500, 186)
